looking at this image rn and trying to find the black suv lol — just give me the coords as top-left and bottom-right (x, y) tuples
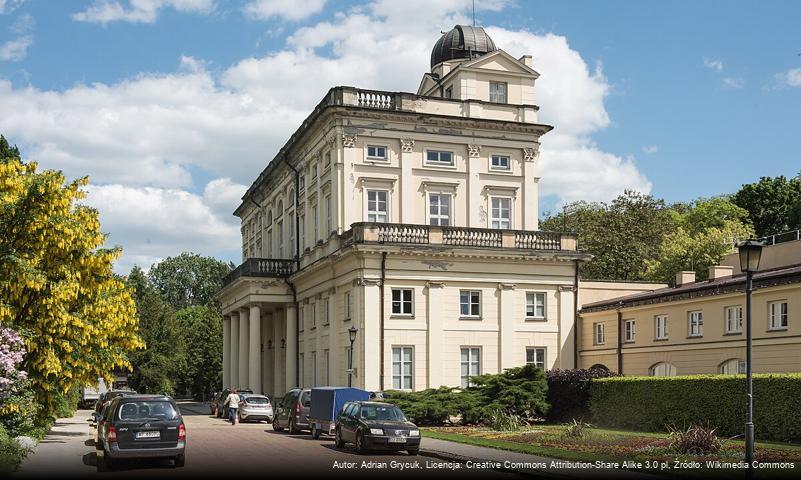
(95, 394), (186, 471)
(335, 401), (420, 455)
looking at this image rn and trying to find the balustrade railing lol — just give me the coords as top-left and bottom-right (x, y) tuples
(222, 257), (296, 286)
(442, 226), (502, 247)
(515, 230), (562, 250)
(377, 224), (429, 244)
(356, 90), (396, 110)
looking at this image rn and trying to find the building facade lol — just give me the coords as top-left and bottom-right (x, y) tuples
(217, 26), (599, 396)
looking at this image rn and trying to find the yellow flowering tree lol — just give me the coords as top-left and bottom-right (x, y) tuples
(0, 135), (144, 418)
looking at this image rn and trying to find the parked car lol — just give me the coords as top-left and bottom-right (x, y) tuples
(237, 394), (273, 423)
(95, 394), (186, 471)
(94, 389), (137, 417)
(309, 387), (370, 439)
(211, 388), (253, 418)
(334, 401), (420, 455)
(272, 388), (311, 434)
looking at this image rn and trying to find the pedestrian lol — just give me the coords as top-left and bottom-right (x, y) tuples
(224, 388), (240, 426)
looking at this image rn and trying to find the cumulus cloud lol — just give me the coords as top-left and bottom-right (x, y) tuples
(0, 0), (25, 15)
(243, 0), (326, 21)
(703, 58), (724, 72)
(0, 12), (33, 61)
(72, 0), (214, 25)
(775, 68), (801, 88)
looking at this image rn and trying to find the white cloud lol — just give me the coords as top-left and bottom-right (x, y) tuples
(0, 35), (31, 61)
(243, 0), (326, 21)
(703, 58), (724, 72)
(775, 68), (801, 88)
(0, 0), (25, 15)
(72, 0), (214, 25)
(642, 145), (658, 154)
(722, 77), (745, 89)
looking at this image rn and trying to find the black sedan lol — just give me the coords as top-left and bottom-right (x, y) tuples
(334, 401), (420, 455)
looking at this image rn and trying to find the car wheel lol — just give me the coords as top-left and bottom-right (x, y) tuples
(335, 429), (345, 448)
(289, 417), (300, 435)
(407, 448), (419, 456)
(355, 432), (366, 454)
(272, 418), (284, 432)
(174, 454), (186, 468)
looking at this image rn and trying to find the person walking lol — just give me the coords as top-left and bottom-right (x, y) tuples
(224, 388), (241, 426)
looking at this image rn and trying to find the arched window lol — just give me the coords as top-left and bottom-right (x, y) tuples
(589, 364), (610, 373)
(288, 189), (295, 205)
(266, 209), (273, 226)
(649, 362), (677, 377)
(277, 200), (284, 217)
(719, 358), (746, 375)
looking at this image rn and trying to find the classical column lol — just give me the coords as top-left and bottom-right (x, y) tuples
(426, 281), (445, 389)
(522, 145), (539, 230)
(249, 305), (262, 393)
(467, 144), (481, 227)
(273, 311), (284, 395)
(285, 305), (298, 390)
(361, 279), (381, 391)
(498, 283), (516, 371)
(229, 312), (240, 389)
(328, 293), (339, 386)
(239, 307), (250, 388)
(558, 285), (577, 369)
(222, 315), (231, 390)
(262, 313), (272, 395)
(399, 138), (415, 223)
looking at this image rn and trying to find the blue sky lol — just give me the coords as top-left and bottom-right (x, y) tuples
(1, 0), (799, 271)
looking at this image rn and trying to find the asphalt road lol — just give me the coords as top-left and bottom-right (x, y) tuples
(16, 403), (522, 479)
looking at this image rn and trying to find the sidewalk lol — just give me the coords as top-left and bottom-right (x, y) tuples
(15, 409), (96, 478)
(420, 437), (658, 479)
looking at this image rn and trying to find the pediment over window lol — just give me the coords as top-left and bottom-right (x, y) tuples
(357, 176), (397, 191)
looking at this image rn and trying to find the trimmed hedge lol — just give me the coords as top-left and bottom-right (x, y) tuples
(589, 374), (801, 442)
(546, 368), (619, 423)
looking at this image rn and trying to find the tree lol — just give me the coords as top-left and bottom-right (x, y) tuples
(672, 197), (752, 236)
(0, 139), (143, 419)
(148, 253), (230, 310)
(789, 197), (801, 231)
(175, 306), (222, 400)
(731, 175), (801, 237)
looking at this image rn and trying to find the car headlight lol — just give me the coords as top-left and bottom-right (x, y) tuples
(409, 430), (420, 437)
(369, 428), (384, 435)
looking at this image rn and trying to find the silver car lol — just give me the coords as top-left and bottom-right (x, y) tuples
(237, 394), (273, 423)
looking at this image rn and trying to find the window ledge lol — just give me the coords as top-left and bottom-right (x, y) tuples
(459, 316), (482, 321)
(723, 331), (743, 336)
(390, 315), (415, 319)
(686, 335), (703, 339)
(489, 168), (513, 174)
(423, 162), (457, 170)
(623, 340), (635, 344)
(653, 338), (669, 342)
(767, 327), (789, 332)
(525, 316), (547, 322)
(344, 317), (352, 322)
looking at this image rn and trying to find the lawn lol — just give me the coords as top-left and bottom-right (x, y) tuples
(422, 424), (801, 478)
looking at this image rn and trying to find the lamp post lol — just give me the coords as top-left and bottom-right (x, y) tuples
(347, 326), (358, 387)
(738, 239), (763, 478)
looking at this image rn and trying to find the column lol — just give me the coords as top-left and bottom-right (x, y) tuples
(229, 312), (239, 389)
(328, 294), (339, 386)
(399, 139), (415, 223)
(285, 305), (298, 391)
(498, 283), (516, 371)
(361, 280), (380, 391)
(239, 307), (249, 389)
(467, 144), (481, 227)
(426, 281), (445, 389)
(558, 285), (577, 369)
(262, 313), (273, 395)
(222, 315), (231, 390)
(522, 146), (539, 230)
(273, 310), (284, 395)
(249, 304), (262, 393)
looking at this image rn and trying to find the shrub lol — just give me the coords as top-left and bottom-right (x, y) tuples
(51, 387), (82, 419)
(564, 418), (593, 439)
(667, 424), (723, 455)
(546, 367), (620, 423)
(0, 379), (39, 437)
(487, 409), (523, 432)
(589, 374), (801, 442)
(472, 364), (550, 422)
(0, 424), (27, 474)
(385, 387), (482, 426)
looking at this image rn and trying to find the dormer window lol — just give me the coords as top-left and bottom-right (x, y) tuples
(489, 81), (507, 103)
(445, 85), (453, 99)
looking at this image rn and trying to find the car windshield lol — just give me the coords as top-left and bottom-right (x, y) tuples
(243, 396), (269, 404)
(359, 405), (406, 421)
(118, 401), (179, 421)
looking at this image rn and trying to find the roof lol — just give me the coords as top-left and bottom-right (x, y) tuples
(431, 25), (497, 69)
(581, 263), (801, 313)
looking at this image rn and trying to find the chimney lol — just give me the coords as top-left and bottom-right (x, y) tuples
(675, 271), (696, 287)
(519, 55), (533, 67)
(708, 265), (734, 281)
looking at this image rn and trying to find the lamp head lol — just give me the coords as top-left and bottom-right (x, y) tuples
(737, 240), (764, 273)
(348, 325), (358, 343)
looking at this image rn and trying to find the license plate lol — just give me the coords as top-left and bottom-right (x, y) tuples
(388, 437), (406, 443)
(136, 431), (160, 439)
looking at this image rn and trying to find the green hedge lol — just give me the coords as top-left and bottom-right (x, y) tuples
(589, 374), (801, 442)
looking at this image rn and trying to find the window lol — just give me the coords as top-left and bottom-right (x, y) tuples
(426, 150), (454, 166)
(624, 320), (636, 343)
(289, 219), (295, 256)
(525, 292), (546, 319)
(277, 220), (284, 258)
(311, 351), (317, 387)
(460, 347), (481, 388)
(312, 164), (318, 178)
(366, 145), (387, 160)
(719, 358), (746, 375)
(460, 290), (481, 318)
(312, 205), (319, 243)
(649, 362), (676, 377)
(391, 289), (413, 316)
(391, 347), (413, 390)
(490, 155), (510, 171)
(688, 311), (703, 337)
(311, 302), (317, 329)
(325, 195), (332, 235)
(489, 81), (507, 103)
(299, 353), (305, 387)
(323, 349), (330, 385)
(367, 190), (388, 223)
(299, 306), (304, 331)
(299, 214), (306, 250)
(593, 323), (605, 345)
(769, 301), (788, 330)
(299, 175), (305, 191)
(267, 228), (273, 257)
(655, 315), (669, 340)
(490, 197), (511, 229)
(724, 306), (743, 334)
(428, 194), (451, 226)
(323, 297), (330, 326)
(325, 151), (332, 168)
(526, 347), (546, 370)
(344, 291), (352, 320)
(445, 85), (453, 99)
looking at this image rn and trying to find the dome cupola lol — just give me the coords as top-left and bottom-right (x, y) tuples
(430, 25), (497, 70)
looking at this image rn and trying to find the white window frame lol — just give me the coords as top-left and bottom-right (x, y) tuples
(289, 217), (295, 256)
(344, 291), (352, 320)
(428, 193), (452, 226)
(490, 154), (511, 171)
(490, 196), (512, 229)
(525, 292), (546, 320)
(489, 81), (508, 103)
(525, 347), (546, 370)
(655, 315), (669, 340)
(649, 362), (676, 377)
(366, 145), (388, 161)
(624, 319), (636, 343)
(323, 297), (330, 326)
(312, 204), (319, 243)
(391, 288), (414, 316)
(460, 347), (481, 388)
(425, 150), (455, 167)
(391, 346), (414, 391)
(719, 358), (746, 375)
(277, 220), (284, 258)
(688, 311), (704, 337)
(768, 301), (788, 330)
(593, 323), (605, 345)
(267, 227), (273, 257)
(724, 305), (743, 334)
(299, 214), (306, 251)
(459, 290), (482, 318)
(366, 190), (389, 223)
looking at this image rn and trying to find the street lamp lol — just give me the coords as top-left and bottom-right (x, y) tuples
(347, 326), (358, 387)
(738, 239), (763, 477)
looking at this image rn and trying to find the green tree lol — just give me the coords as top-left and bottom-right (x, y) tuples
(731, 175), (801, 237)
(148, 252), (230, 310)
(175, 305), (222, 400)
(672, 197), (752, 236)
(789, 197), (801, 231)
